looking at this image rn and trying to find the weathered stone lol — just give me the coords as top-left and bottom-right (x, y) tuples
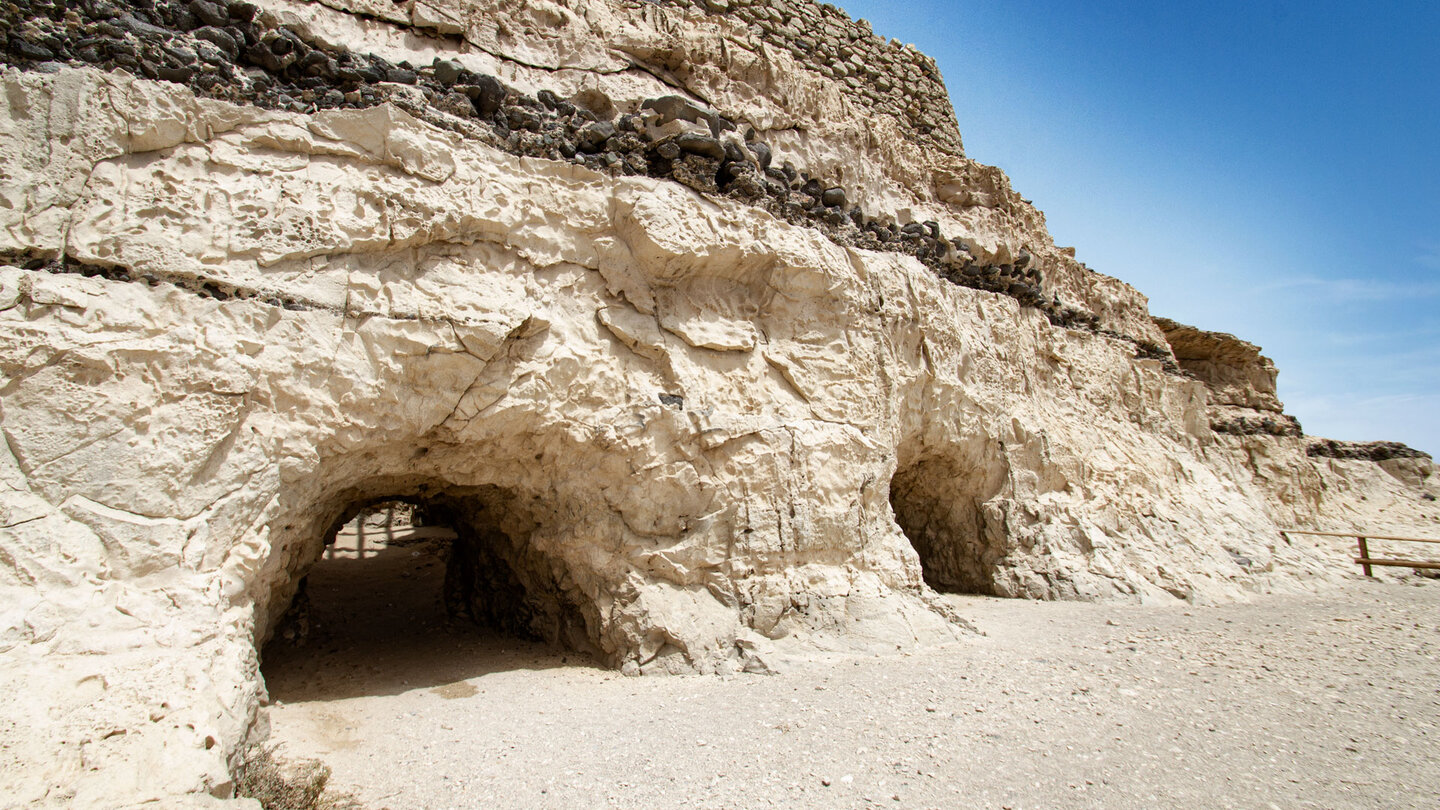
(1308, 439), (1431, 462)
(385, 67), (418, 85)
(746, 139), (773, 169)
(156, 64), (196, 83)
(8, 38), (54, 61)
(193, 26), (239, 59)
(676, 132), (725, 160)
(1155, 318), (1284, 412)
(189, 0), (229, 28)
(506, 106), (542, 131)
(472, 74), (506, 115)
(642, 95), (714, 128)
(412, 1), (467, 35)
(433, 59), (463, 85)
(229, 2), (259, 23)
(0, 2), (1434, 807)
(577, 120), (617, 152)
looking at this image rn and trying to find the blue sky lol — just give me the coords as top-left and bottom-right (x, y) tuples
(834, 0), (1439, 454)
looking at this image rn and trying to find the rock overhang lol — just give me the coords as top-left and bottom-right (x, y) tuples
(0, 0), (1437, 806)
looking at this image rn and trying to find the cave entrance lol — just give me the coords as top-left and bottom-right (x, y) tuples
(889, 456), (1004, 595)
(260, 486), (584, 702)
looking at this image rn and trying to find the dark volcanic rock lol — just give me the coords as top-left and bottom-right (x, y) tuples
(577, 121), (617, 153)
(676, 132), (725, 160)
(432, 59), (462, 85)
(189, 0), (230, 28)
(1308, 439), (1431, 462)
(745, 140), (772, 169)
(193, 26), (240, 59)
(472, 75), (506, 116)
(385, 67), (417, 85)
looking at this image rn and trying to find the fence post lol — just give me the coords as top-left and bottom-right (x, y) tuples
(1357, 536), (1372, 577)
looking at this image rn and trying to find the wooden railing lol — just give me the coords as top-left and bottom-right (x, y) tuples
(1281, 530), (1440, 577)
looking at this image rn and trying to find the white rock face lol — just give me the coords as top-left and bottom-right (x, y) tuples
(0, 1), (1437, 806)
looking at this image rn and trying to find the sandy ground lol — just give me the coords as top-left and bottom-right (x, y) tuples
(261, 531), (1440, 810)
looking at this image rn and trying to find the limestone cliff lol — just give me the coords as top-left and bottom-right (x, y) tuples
(0, 0), (1436, 805)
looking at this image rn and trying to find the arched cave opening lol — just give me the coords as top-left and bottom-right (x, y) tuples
(888, 456), (1005, 595)
(260, 481), (594, 701)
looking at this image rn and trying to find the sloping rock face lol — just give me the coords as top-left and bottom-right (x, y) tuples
(0, 0), (1436, 804)
(1154, 317), (1302, 438)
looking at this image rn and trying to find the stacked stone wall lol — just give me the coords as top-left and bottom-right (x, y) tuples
(649, 0), (964, 155)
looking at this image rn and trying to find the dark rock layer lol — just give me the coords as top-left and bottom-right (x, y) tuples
(1307, 439), (1431, 462)
(0, 0), (1172, 363)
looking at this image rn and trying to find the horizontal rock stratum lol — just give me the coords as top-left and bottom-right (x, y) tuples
(0, 0), (1436, 805)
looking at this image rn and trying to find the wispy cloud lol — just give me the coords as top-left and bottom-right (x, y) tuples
(1313, 323), (1440, 348)
(1254, 275), (1440, 302)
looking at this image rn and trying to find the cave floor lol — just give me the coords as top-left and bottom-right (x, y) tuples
(260, 550), (1440, 810)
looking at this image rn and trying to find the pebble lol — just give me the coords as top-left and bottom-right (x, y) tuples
(432, 59), (462, 85)
(745, 139), (773, 169)
(676, 132), (725, 160)
(577, 121), (617, 153)
(385, 67), (418, 85)
(189, 0), (229, 28)
(472, 75), (506, 116)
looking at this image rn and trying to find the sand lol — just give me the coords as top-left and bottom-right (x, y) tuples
(260, 529), (1440, 810)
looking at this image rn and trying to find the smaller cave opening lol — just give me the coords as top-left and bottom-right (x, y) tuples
(260, 487), (589, 702)
(889, 456), (1005, 596)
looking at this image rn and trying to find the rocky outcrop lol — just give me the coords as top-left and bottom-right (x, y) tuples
(1154, 317), (1281, 412)
(1308, 439), (1432, 462)
(1154, 317), (1302, 437)
(0, 0), (1166, 348)
(0, 1), (1437, 806)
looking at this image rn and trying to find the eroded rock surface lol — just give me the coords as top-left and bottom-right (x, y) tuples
(1, 0), (1437, 805)
(1153, 316), (1302, 438)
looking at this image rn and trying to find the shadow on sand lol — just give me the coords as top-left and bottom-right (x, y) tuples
(261, 528), (595, 703)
